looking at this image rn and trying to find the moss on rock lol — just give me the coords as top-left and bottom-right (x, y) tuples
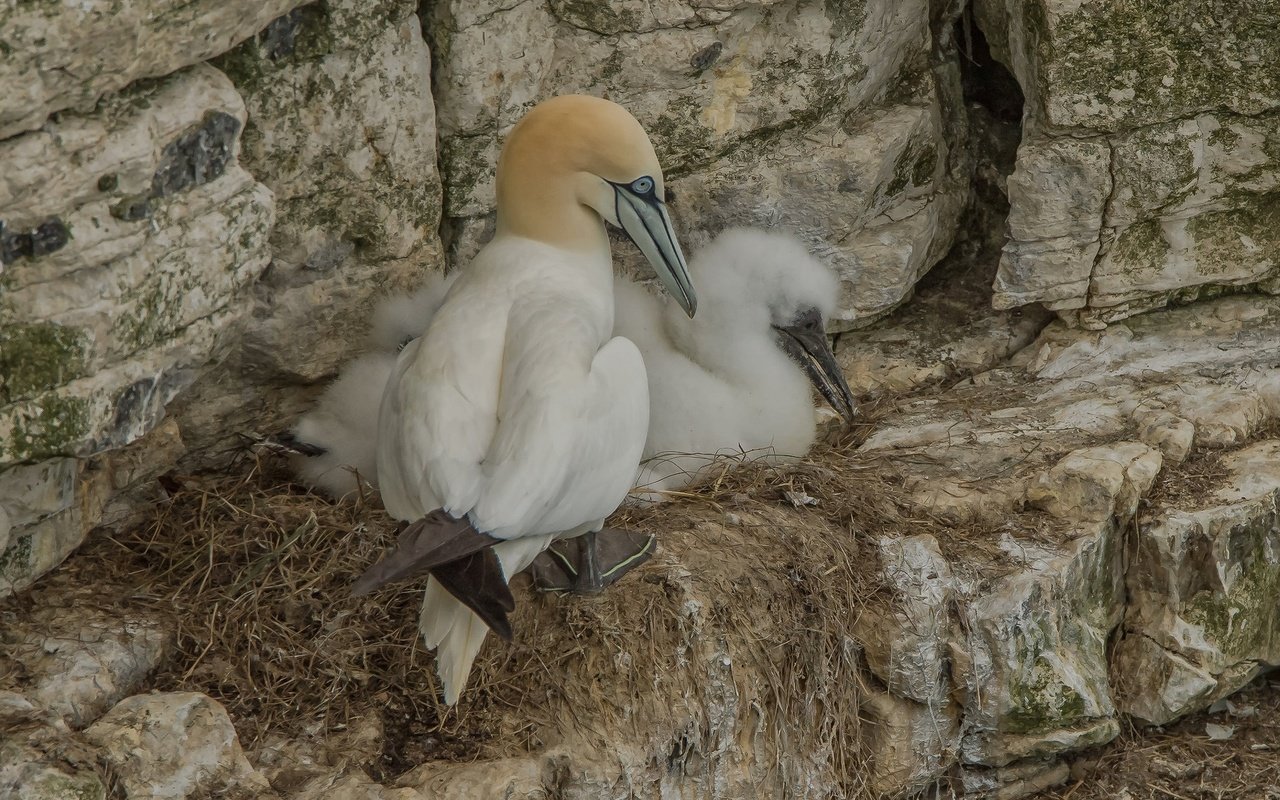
(0, 323), (88, 403)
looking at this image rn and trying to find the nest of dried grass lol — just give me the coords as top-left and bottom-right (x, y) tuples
(41, 405), (960, 792)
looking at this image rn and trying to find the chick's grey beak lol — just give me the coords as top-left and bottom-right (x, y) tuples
(774, 307), (857, 425)
(614, 186), (697, 317)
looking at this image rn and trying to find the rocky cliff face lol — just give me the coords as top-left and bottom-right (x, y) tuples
(2, 2), (1279, 799)
(976, 0), (1280, 328)
(1, 0), (442, 596)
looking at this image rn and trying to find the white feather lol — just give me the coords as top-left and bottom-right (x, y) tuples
(375, 237), (645, 703)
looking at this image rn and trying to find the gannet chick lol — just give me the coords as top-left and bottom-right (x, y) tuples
(284, 274), (458, 498)
(353, 95), (695, 704)
(623, 228), (856, 500)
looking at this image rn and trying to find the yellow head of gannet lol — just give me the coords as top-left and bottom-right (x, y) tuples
(494, 95), (696, 316)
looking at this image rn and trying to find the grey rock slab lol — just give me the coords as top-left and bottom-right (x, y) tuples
(290, 770), (424, 800)
(979, 0), (1280, 325)
(1115, 440), (1280, 725)
(86, 692), (274, 800)
(0, 0), (309, 138)
(861, 689), (959, 797)
(0, 65), (274, 467)
(854, 535), (955, 705)
(9, 609), (172, 728)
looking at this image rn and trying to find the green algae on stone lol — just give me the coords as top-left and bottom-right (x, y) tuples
(1182, 506), (1280, 667)
(1021, 0), (1280, 132)
(0, 531), (33, 585)
(4, 394), (92, 462)
(549, 0), (641, 36)
(0, 323), (88, 403)
(31, 771), (107, 800)
(1185, 195), (1280, 277)
(1107, 219), (1173, 278)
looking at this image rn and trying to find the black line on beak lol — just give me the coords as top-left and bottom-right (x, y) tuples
(774, 308), (857, 425)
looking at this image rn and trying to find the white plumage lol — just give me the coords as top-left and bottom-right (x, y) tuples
(620, 228), (853, 498)
(291, 228), (854, 504)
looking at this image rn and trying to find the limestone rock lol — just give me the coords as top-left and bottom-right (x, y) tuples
(854, 535), (954, 704)
(173, 2), (445, 464)
(0, 748), (107, 800)
(0, 691), (39, 727)
(213, 0), (444, 382)
(836, 252), (1052, 396)
(1115, 440), (1280, 725)
(862, 689), (958, 797)
(0, 461), (112, 598)
(0, 0), (309, 138)
(0, 62), (272, 594)
(1025, 442), (1162, 524)
(951, 519), (1123, 767)
(8, 609), (171, 728)
(959, 759), (1070, 800)
(290, 770), (423, 800)
(0, 713), (109, 800)
(0, 64), (272, 463)
(1134, 410), (1195, 464)
(858, 296), (1280, 769)
(85, 692), (273, 800)
(399, 758), (545, 799)
(979, 0), (1280, 325)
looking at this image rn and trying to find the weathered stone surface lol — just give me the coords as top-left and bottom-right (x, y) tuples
(979, 0), (1280, 325)
(1115, 441), (1280, 725)
(0, 0), (308, 139)
(952, 519), (1124, 767)
(86, 692), (273, 799)
(0, 747), (107, 800)
(836, 246), (1052, 397)
(0, 709), (109, 800)
(426, 0), (968, 327)
(855, 535), (953, 705)
(398, 757), (549, 800)
(291, 770), (423, 800)
(856, 295), (1280, 772)
(959, 759), (1070, 800)
(0, 59), (273, 590)
(0, 461), (112, 598)
(978, 0), (1280, 134)
(1026, 442), (1162, 524)
(861, 689), (958, 797)
(661, 101), (966, 328)
(0, 64), (273, 464)
(213, 0), (443, 382)
(251, 715), (385, 794)
(172, 2), (445, 466)
(8, 608), (171, 728)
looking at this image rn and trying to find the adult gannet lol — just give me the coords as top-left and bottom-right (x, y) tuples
(352, 95), (695, 705)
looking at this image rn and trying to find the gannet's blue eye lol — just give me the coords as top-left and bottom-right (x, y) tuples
(630, 176), (655, 195)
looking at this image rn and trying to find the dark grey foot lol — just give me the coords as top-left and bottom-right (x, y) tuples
(528, 528), (656, 594)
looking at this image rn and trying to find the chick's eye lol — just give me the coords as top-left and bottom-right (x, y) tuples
(630, 176), (654, 195)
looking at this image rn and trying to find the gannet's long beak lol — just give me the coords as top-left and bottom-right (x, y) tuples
(775, 307), (857, 425)
(612, 180), (697, 317)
